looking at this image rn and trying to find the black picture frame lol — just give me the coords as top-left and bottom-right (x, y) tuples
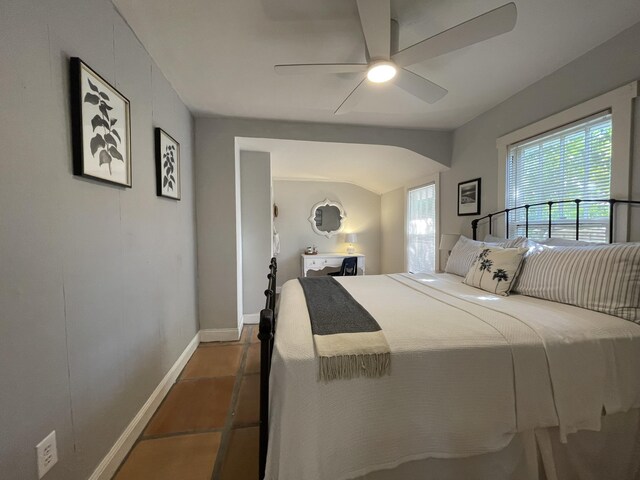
(155, 128), (181, 200)
(458, 177), (481, 216)
(70, 57), (132, 187)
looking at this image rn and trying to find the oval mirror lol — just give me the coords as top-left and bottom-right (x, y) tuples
(308, 199), (346, 238)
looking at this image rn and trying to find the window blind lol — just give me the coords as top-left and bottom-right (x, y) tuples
(407, 183), (436, 273)
(506, 112), (612, 242)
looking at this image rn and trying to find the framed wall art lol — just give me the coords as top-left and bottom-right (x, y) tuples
(155, 128), (181, 200)
(70, 57), (132, 187)
(458, 177), (481, 216)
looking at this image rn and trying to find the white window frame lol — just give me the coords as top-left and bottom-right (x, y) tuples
(404, 174), (440, 273)
(496, 81), (638, 242)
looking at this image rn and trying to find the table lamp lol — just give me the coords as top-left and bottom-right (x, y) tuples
(345, 233), (358, 254)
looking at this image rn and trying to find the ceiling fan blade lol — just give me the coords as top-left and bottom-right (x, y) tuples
(334, 78), (368, 115)
(393, 68), (448, 104)
(392, 2), (517, 67)
(274, 63), (368, 75)
(356, 0), (390, 60)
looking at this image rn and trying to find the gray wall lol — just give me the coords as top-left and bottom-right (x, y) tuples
(381, 187), (406, 273)
(440, 21), (640, 243)
(273, 180), (382, 286)
(0, 1), (198, 479)
(240, 150), (272, 318)
(195, 116), (451, 331)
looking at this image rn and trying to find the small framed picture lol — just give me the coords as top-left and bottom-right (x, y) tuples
(70, 58), (132, 187)
(458, 178), (481, 216)
(155, 128), (181, 200)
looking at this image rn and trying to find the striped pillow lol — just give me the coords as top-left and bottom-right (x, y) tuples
(514, 243), (640, 322)
(445, 235), (526, 277)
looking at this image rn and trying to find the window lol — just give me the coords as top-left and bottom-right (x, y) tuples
(407, 184), (436, 273)
(498, 82), (637, 242)
(506, 112), (612, 242)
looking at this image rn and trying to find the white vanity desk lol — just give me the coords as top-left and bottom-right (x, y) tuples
(301, 253), (366, 277)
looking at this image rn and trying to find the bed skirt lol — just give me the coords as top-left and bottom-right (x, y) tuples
(355, 409), (640, 480)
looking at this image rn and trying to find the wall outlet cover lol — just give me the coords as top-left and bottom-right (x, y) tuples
(36, 431), (58, 478)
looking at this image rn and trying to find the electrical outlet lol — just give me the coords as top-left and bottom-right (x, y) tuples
(36, 431), (58, 478)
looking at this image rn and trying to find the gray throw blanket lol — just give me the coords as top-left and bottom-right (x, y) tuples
(298, 276), (391, 381)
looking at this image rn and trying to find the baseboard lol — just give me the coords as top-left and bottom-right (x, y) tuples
(243, 313), (260, 325)
(199, 326), (241, 342)
(88, 332), (200, 480)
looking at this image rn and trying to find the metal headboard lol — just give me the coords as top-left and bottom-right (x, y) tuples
(471, 198), (640, 243)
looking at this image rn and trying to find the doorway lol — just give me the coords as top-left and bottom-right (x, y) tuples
(406, 183), (437, 273)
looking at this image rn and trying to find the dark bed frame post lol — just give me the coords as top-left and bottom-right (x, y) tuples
(575, 199), (581, 241)
(471, 219), (479, 240)
(505, 209), (510, 239)
(258, 308), (273, 480)
(609, 199), (617, 244)
(258, 257), (277, 479)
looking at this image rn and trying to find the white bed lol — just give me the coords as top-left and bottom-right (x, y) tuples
(264, 272), (640, 480)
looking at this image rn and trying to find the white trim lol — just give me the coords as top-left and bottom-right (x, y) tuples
(234, 139), (245, 333)
(243, 313), (260, 325)
(496, 81), (638, 241)
(276, 286), (282, 294)
(87, 332), (200, 480)
(199, 327), (242, 343)
(269, 158), (274, 258)
(272, 176), (384, 195)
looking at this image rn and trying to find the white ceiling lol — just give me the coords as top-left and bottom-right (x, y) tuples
(237, 137), (446, 194)
(113, 0), (640, 129)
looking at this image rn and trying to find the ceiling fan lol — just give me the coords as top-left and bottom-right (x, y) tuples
(274, 0), (517, 115)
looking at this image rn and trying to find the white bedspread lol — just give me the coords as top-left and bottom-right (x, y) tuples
(265, 273), (640, 480)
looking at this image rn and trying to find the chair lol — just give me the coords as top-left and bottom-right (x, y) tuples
(328, 257), (358, 276)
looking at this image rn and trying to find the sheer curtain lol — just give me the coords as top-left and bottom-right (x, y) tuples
(407, 183), (436, 273)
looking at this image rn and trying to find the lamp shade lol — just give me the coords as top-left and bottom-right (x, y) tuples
(439, 234), (460, 251)
(345, 233), (358, 244)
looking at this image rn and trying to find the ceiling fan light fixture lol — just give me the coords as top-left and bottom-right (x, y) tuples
(367, 62), (397, 83)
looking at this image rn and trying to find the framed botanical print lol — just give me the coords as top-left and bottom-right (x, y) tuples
(70, 57), (132, 187)
(155, 128), (181, 200)
(458, 177), (481, 216)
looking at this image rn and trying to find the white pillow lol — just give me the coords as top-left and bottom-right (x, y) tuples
(463, 246), (528, 296)
(514, 243), (640, 322)
(445, 235), (527, 277)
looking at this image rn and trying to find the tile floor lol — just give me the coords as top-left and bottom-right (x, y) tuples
(114, 326), (261, 480)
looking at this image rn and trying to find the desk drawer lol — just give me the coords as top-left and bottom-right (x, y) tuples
(305, 258), (343, 268)
(305, 258), (325, 268)
(323, 258), (343, 268)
